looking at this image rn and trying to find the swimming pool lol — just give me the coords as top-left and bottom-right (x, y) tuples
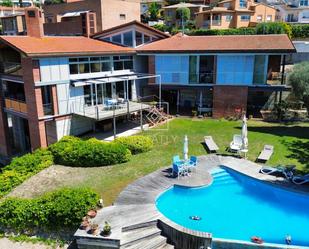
(156, 167), (309, 247)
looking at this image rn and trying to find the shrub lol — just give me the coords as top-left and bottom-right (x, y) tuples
(114, 136), (154, 155)
(0, 149), (53, 198)
(187, 27), (256, 36)
(49, 136), (131, 167)
(0, 188), (99, 232)
(290, 24), (309, 39)
(256, 22), (292, 38)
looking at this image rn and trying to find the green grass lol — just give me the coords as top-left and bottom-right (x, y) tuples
(77, 118), (309, 205)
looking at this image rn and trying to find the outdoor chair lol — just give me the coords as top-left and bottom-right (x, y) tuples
(229, 134), (242, 152)
(204, 136), (219, 153)
(292, 174), (309, 185)
(257, 145), (274, 162)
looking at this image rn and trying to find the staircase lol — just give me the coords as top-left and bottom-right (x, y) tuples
(120, 221), (174, 249)
(145, 106), (169, 126)
(211, 168), (238, 187)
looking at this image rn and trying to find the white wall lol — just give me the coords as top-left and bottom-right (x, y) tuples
(39, 57), (69, 83)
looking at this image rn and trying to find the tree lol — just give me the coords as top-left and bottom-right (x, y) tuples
(288, 62), (309, 113)
(256, 22), (292, 38)
(1, 0), (13, 7)
(148, 2), (160, 21)
(176, 7), (190, 22)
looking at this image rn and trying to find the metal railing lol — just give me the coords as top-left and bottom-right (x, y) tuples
(4, 98), (27, 113)
(0, 62), (23, 76)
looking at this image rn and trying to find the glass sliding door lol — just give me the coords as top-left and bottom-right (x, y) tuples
(189, 56), (198, 83)
(199, 56), (215, 83)
(253, 55), (267, 85)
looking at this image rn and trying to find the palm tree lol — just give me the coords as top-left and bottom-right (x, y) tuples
(148, 2), (160, 21)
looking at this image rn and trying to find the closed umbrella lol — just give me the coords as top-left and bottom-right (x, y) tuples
(183, 135), (189, 161)
(241, 115), (248, 150)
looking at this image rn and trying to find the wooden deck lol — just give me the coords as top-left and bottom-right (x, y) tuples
(74, 155), (309, 249)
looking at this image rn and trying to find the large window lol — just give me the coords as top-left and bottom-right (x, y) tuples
(300, 0), (308, 6)
(240, 15), (250, 21)
(123, 31), (133, 47)
(239, 0), (247, 8)
(69, 56), (112, 75)
(113, 56), (133, 71)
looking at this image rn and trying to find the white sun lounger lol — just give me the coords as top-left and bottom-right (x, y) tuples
(204, 136), (219, 153)
(257, 145), (274, 162)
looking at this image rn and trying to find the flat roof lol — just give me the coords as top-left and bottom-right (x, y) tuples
(0, 36), (135, 57)
(137, 33), (296, 53)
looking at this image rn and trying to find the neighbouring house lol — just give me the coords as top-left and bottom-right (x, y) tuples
(0, 6), (25, 18)
(141, 0), (166, 18)
(275, 0), (309, 23)
(163, 2), (207, 27)
(1, 13), (26, 35)
(195, 0), (277, 29)
(0, 12), (295, 162)
(42, 0), (141, 36)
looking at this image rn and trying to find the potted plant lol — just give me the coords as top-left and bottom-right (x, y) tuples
(101, 221), (111, 237)
(90, 223), (99, 235)
(87, 209), (97, 218)
(80, 217), (90, 230)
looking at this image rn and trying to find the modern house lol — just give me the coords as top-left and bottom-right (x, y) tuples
(136, 33), (295, 118)
(42, 0), (141, 36)
(195, 0), (277, 29)
(0, 12), (295, 162)
(163, 2), (207, 27)
(275, 0), (309, 23)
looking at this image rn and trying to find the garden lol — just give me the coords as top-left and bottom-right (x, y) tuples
(0, 119), (308, 247)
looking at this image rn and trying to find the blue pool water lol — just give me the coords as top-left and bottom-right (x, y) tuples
(156, 167), (309, 247)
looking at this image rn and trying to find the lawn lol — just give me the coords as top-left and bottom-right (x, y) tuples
(10, 118), (309, 206)
(67, 118), (309, 205)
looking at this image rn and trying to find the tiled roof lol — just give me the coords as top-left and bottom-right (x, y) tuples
(137, 33), (296, 53)
(0, 36), (135, 57)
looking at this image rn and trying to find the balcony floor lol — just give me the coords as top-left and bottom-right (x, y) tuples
(74, 101), (150, 121)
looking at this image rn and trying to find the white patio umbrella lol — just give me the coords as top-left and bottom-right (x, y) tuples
(241, 115), (248, 150)
(183, 135), (189, 161)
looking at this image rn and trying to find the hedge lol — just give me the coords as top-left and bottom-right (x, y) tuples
(49, 136), (131, 167)
(114, 135), (154, 155)
(290, 24), (309, 39)
(172, 22), (309, 38)
(0, 188), (99, 232)
(187, 27), (256, 36)
(0, 149), (53, 198)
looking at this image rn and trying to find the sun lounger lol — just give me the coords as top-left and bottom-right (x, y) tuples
(260, 165), (295, 179)
(292, 174), (309, 185)
(257, 145), (274, 162)
(229, 134), (242, 152)
(204, 136), (219, 153)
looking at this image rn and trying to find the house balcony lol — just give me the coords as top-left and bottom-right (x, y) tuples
(71, 100), (151, 121)
(202, 20), (222, 28)
(4, 98), (27, 114)
(0, 62), (23, 76)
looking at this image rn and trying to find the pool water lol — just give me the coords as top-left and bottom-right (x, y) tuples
(156, 167), (309, 247)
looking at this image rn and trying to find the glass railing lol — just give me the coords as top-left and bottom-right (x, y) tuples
(0, 62), (23, 76)
(4, 98), (27, 114)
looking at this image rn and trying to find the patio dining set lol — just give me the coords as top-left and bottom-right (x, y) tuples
(104, 98), (126, 110)
(172, 155), (197, 178)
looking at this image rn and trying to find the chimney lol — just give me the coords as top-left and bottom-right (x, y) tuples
(25, 7), (44, 38)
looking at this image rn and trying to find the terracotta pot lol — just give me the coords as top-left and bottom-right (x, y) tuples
(87, 209), (97, 218)
(80, 220), (90, 230)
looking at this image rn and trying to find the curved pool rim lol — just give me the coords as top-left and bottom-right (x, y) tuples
(155, 166), (309, 249)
